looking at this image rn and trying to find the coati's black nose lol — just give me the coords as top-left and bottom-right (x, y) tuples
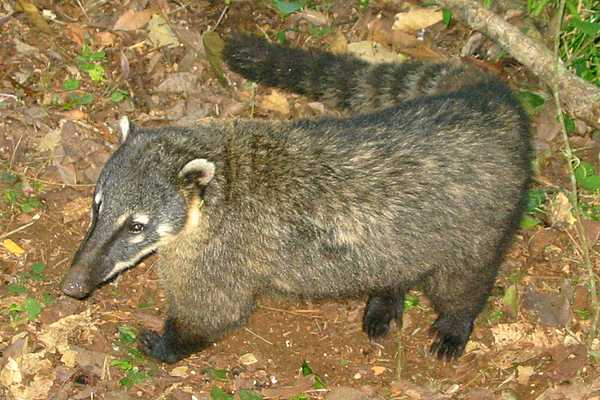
(61, 264), (92, 299)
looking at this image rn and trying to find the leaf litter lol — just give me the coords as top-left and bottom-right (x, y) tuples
(1, 1), (600, 399)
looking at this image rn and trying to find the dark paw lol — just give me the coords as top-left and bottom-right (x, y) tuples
(429, 316), (473, 361)
(138, 329), (181, 364)
(362, 296), (402, 339)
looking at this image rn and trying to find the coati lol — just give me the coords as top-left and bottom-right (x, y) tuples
(61, 33), (532, 363)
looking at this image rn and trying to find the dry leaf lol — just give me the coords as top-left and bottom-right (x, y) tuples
(347, 41), (407, 64)
(261, 90), (290, 115)
(16, 0), (51, 33)
(113, 9), (153, 31)
(371, 366), (386, 376)
(60, 110), (86, 121)
(38, 128), (61, 152)
(203, 31), (227, 87)
(239, 353), (258, 366)
(392, 7), (443, 32)
(147, 14), (179, 48)
(0, 358), (22, 386)
(547, 192), (576, 229)
(170, 366), (189, 377)
(96, 31), (116, 47)
(65, 23), (85, 46)
(296, 9), (330, 26)
(517, 365), (534, 384)
(327, 31), (348, 54)
(2, 239), (25, 256)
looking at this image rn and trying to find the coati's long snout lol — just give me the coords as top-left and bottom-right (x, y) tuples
(61, 261), (93, 299)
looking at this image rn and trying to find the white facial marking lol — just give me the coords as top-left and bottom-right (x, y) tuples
(103, 245), (156, 282)
(157, 224), (174, 237)
(132, 214), (150, 225)
(128, 234), (145, 244)
(119, 115), (130, 142)
(116, 214), (129, 227)
(94, 190), (102, 205)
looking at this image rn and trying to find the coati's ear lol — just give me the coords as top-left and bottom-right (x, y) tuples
(118, 116), (135, 143)
(178, 159), (216, 186)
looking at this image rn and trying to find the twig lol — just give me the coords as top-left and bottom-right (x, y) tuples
(435, 0), (600, 128)
(244, 327), (273, 345)
(213, 5), (229, 31)
(395, 328), (403, 380)
(552, 0), (600, 350)
(9, 135), (23, 170)
(0, 214), (41, 240)
(258, 304), (324, 319)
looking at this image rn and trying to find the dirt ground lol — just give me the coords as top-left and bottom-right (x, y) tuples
(1, 1), (600, 399)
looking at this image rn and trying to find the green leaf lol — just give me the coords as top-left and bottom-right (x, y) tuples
(42, 293), (55, 305)
(570, 19), (600, 36)
(575, 309), (591, 319)
(239, 389), (263, 400)
(403, 293), (420, 311)
(205, 367), (228, 381)
(502, 284), (518, 317)
(7, 283), (27, 295)
(524, 189), (546, 213)
(4, 189), (18, 205)
(290, 395), (310, 400)
(111, 358), (134, 371)
(118, 325), (137, 344)
(579, 175), (600, 192)
(277, 30), (287, 45)
(313, 375), (326, 389)
(80, 63), (105, 81)
(575, 161), (596, 181)
(487, 309), (504, 324)
(301, 360), (313, 376)
(23, 298), (43, 321)
(203, 31), (228, 88)
(31, 262), (46, 274)
(563, 114), (576, 133)
(272, 0), (304, 16)
(210, 387), (234, 400)
(483, 0), (494, 8)
(520, 214), (540, 230)
(442, 9), (452, 27)
(20, 196), (41, 212)
(127, 347), (145, 361)
(63, 79), (81, 91)
(339, 359), (351, 367)
(111, 89), (129, 103)
(0, 171), (18, 184)
(517, 90), (545, 112)
(119, 368), (149, 388)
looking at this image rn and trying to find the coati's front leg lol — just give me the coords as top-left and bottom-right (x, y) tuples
(362, 287), (407, 339)
(139, 283), (256, 363)
(139, 318), (209, 364)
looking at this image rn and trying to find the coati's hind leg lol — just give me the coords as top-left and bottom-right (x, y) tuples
(362, 287), (407, 339)
(422, 262), (499, 360)
(139, 285), (256, 363)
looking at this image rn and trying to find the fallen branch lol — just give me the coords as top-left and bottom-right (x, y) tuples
(435, 0), (600, 129)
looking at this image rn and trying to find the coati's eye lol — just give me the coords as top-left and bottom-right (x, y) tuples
(129, 223), (144, 234)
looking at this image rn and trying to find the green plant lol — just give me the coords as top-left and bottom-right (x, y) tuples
(1, 171), (43, 215)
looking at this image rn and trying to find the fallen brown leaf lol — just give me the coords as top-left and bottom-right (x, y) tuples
(113, 9), (153, 31)
(16, 0), (51, 34)
(392, 7), (443, 32)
